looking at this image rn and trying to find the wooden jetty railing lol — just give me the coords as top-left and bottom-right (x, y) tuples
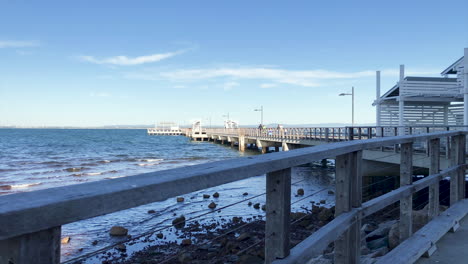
(0, 130), (467, 264)
(202, 125), (468, 142)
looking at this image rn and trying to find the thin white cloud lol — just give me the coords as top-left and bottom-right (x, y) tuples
(260, 83), (277, 88)
(126, 67), (375, 87)
(0, 40), (40, 48)
(223, 81), (239, 91)
(78, 50), (183, 66)
(124, 66), (442, 88)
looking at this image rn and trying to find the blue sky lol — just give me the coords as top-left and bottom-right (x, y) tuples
(0, 0), (467, 127)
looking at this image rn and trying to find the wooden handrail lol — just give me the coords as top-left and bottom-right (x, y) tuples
(0, 130), (466, 264)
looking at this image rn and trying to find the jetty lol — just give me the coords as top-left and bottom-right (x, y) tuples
(1, 48), (468, 264)
(147, 122), (183, 135)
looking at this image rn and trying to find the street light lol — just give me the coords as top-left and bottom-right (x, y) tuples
(339, 86), (354, 127)
(222, 113), (230, 128)
(254, 106), (263, 125)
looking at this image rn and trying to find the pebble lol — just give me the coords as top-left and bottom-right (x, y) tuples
(176, 197), (185, 202)
(61, 236), (70, 244)
(109, 226), (128, 236)
(115, 244), (126, 251)
(92, 240), (98, 246)
(203, 194), (210, 199)
(181, 239), (192, 246)
(248, 201), (252, 206)
(328, 190), (335, 195)
(208, 202), (217, 209)
(147, 209), (156, 214)
(261, 204), (266, 211)
(253, 203), (260, 209)
(213, 192), (220, 198)
(320, 199), (326, 204)
(243, 192), (248, 196)
(297, 188), (305, 195)
(157, 233), (164, 239)
(172, 215), (186, 228)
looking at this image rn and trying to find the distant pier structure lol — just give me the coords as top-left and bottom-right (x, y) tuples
(147, 122), (183, 135)
(189, 120), (208, 141)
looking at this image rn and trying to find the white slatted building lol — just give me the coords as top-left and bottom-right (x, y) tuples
(374, 48), (467, 133)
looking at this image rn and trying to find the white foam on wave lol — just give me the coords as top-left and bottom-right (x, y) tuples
(11, 182), (42, 189)
(105, 175), (126, 179)
(84, 172), (103, 176)
(137, 162), (160, 167)
(139, 158), (163, 162)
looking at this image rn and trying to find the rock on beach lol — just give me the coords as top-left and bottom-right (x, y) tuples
(109, 226), (128, 236)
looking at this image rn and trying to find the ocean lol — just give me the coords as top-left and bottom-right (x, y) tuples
(0, 129), (335, 263)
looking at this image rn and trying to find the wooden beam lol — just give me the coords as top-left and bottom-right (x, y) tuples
(272, 210), (358, 264)
(376, 199), (468, 264)
(265, 168), (292, 263)
(450, 135), (465, 205)
(400, 142), (413, 241)
(428, 138), (440, 219)
(334, 151), (361, 264)
(0, 226), (61, 264)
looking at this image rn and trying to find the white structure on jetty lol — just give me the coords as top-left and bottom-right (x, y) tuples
(224, 120), (239, 129)
(190, 120), (208, 140)
(147, 122), (182, 135)
(374, 48), (468, 132)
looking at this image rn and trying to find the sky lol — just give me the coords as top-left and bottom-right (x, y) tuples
(0, 0), (467, 127)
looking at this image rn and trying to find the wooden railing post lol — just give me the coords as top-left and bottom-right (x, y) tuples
(450, 135), (466, 205)
(400, 142), (413, 241)
(265, 168), (291, 263)
(428, 138), (440, 219)
(348, 127), (354, 141)
(334, 150), (362, 264)
(0, 226), (61, 264)
(325, 128), (330, 142)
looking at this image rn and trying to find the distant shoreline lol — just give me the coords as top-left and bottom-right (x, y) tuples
(0, 123), (376, 130)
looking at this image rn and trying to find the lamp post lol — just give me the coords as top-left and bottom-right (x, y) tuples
(254, 106), (263, 125)
(222, 113), (230, 128)
(339, 86), (354, 127)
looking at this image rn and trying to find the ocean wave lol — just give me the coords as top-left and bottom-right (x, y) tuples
(2, 182), (43, 190)
(137, 162), (160, 167)
(139, 158), (163, 162)
(105, 175), (126, 179)
(84, 172), (103, 176)
(183, 156), (206, 161)
(98, 160), (111, 163)
(31, 169), (64, 175)
(0, 185), (12, 190)
(65, 167), (85, 172)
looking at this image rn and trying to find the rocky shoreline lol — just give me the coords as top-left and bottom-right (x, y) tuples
(68, 194), (444, 264)
(72, 202), (334, 264)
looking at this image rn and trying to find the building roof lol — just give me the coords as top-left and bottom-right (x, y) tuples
(378, 76), (458, 103)
(441, 56), (464, 75)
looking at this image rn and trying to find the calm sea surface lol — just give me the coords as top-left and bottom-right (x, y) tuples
(0, 129), (335, 263)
